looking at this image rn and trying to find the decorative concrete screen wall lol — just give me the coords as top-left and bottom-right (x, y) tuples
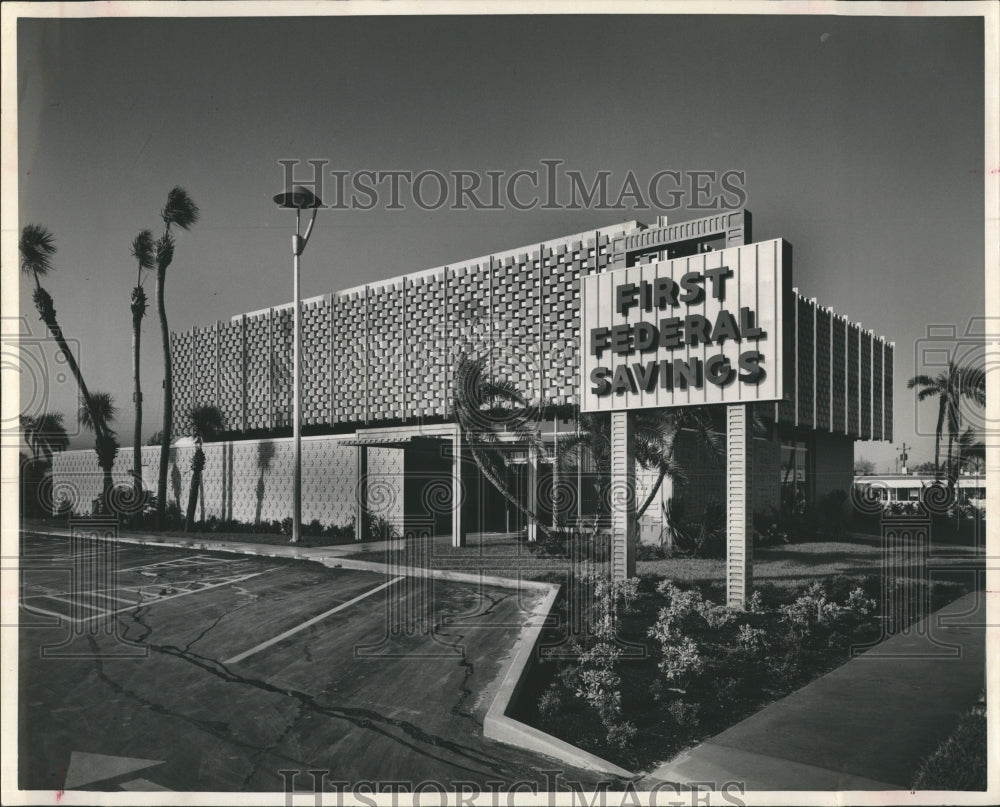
(49, 437), (405, 532)
(170, 211), (892, 442)
(170, 224), (633, 430)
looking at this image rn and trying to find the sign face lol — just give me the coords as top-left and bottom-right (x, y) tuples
(580, 238), (791, 412)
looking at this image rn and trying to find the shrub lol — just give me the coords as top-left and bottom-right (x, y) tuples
(667, 699), (701, 729)
(911, 706), (986, 790)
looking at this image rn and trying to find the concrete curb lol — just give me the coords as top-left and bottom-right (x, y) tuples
(480, 583), (635, 779)
(23, 525), (636, 779)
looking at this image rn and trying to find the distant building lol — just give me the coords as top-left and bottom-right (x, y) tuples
(853, 472), (986, 507)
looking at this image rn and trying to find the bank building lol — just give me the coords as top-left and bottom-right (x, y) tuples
(53, 209), (893, 605)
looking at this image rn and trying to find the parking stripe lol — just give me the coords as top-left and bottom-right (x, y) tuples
(223, 576), (404, 665)
(35, 594), (106, 612)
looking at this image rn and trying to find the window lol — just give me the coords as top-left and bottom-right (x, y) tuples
(781, 439), (810, 510)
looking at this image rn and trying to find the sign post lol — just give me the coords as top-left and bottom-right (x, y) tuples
(580, 239), (790, 604)
(726, 403), (754, 607)
(610, 411), (637, 580)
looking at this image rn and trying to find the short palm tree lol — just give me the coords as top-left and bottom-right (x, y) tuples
(184, 405), (225, 532)
(154, 188), (200, 527)
(20, 412), (70, 463)
(908, 361), (985, 485)
(956, 425), (985, 475)
(20, 224), (111, 489)
(77, 392), (119, 509)
(451, 353), (551, 539)
(559, 407), (725, 523)
(129, 229), (155, 496)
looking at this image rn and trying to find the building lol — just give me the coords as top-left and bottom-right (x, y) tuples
(51, 209), (893, 604)
(853, 473), (986, 508)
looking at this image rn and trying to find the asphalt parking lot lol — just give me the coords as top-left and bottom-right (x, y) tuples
(17, 531), (603, 793)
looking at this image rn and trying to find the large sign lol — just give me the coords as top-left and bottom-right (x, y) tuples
(580, 238), (791, 412)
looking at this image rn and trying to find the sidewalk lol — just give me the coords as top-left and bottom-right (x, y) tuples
(640, 590), (988, 790)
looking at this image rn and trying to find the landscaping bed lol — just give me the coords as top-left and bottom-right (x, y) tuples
(516, 570), (973, 773)
(911, 701), (987, 790)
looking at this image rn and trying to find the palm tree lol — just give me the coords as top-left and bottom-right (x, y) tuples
(20, 225), (111, 483)
(20, 412), (70, 463)
(558, 407), (726, 522)
(129, 230), (155, 496)
(77, 392), (119, 509)
(908, 361), (984, 485)
(632, 408), (724, 518)
(154, 187), (200, 526)
(451, 353), (552, 539)
(184, 405), (225, 532)
(956, 426), (985, 475)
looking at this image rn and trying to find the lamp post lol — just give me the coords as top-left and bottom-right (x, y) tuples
(273, 185), (322, 543)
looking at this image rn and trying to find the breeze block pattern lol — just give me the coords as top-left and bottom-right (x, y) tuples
(51, 436), (363, 527)
(168, 213), (892, 442)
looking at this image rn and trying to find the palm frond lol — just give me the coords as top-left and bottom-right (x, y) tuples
(130, 229), (156, 272)
(907, 374), (941, 391)
(78, 392), (117, 434)
(189, 404), (226, 442)
(958, 363), (986, 407)
(162, 187), (200, 231)
(19, 224), (56, 279)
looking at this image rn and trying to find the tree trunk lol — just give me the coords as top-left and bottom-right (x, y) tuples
(34, 288), (111, 510)
(156, 267), (172, 526)
(131, 300), (144, 497)
(637, 466), (668, 518)
(185, 447), (205, 532)
(933, 397), (945, 478)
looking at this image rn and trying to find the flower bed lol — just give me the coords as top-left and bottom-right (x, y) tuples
(522, 573), (970, 772)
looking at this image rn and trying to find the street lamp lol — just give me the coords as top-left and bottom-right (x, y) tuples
(273, 185), (322, 543)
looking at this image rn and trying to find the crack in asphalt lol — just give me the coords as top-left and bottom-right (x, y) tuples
(113, 600), (519, 781)
(85, 633), (315, 777)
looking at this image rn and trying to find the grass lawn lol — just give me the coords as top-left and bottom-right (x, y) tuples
(343, 530), (982, 597)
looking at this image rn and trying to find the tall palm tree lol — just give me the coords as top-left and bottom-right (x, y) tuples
(19, 225), (110, 479)
(154, 187), (200, 526)
(452, 353), (552, 539)
(908, 361), (984, 485)
(129, 230), (155, 496)
(20, 412), (70, 463)
(184, 405), (225, 532)
(77, 392), (119, 509)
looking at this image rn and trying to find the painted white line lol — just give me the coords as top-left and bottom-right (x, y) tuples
(90, 591), (137, 605)
(224, 576), (404, 665)
(21, 602), (71, 621)
(37, 594), (106, 613)
(120, 555), (203, 572)
(22, 569), (278, 625)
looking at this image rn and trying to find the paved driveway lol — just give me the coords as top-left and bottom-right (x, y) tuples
(18, 531), (606, 793)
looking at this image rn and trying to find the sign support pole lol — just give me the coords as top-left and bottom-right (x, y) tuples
(726, 403), (754, 607)
(610, 410), (637, 580)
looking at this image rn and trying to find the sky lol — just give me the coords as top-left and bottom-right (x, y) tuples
(12, 8), (990, 472)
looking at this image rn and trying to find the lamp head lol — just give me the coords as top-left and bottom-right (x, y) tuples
(273, 185), (323, 209)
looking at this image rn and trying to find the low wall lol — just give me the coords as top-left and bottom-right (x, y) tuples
(49, 436), (405, 531)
